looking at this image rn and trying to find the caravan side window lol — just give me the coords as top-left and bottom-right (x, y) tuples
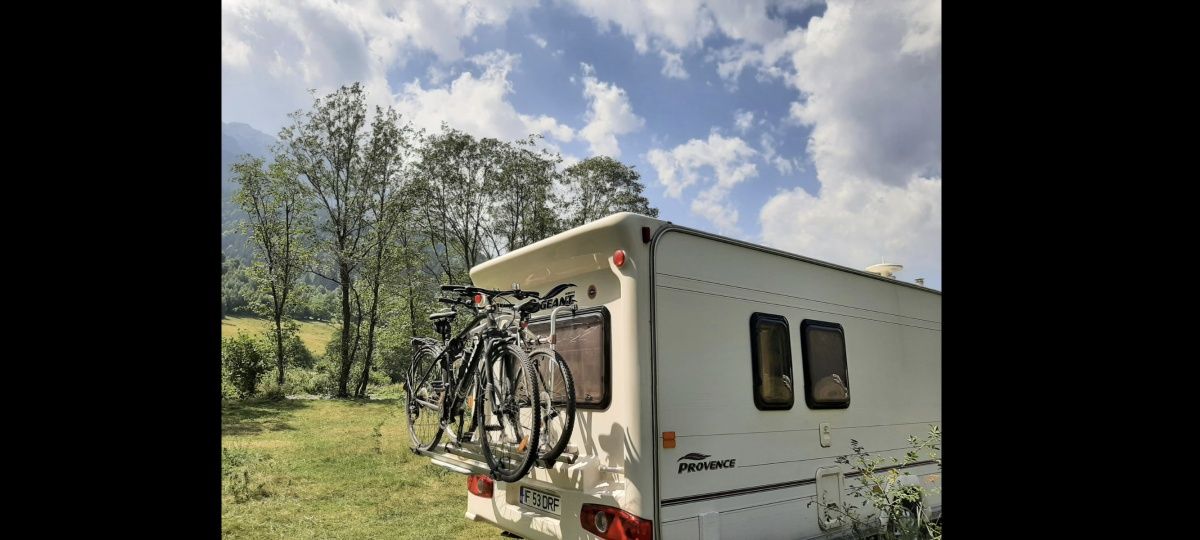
(526, 307), (611, 409)
(800, 320), (850, 408)
(749, 313), (794, 410)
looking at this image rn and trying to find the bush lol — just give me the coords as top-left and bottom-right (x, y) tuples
(221, 366), (239, 400)
(259, 367), (323, 397)
(286, 333), (316, 369)
(811, 425), (942, 539)
(222, 333), (271, 398)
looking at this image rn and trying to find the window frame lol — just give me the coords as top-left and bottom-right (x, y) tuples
(525, 305), (612, 410)
(799, 319), (850, 409)
(749, 312), (795, 411)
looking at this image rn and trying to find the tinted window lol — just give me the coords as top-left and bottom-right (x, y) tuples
(800, 320), (850, 408)
(750, 313), (794, 410)
(526, 308), (610, 409)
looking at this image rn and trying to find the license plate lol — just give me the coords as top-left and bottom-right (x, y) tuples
(518, 486), (562, 516)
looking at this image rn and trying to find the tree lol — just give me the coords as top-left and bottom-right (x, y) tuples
(279, 84), (376, 397)
(354, 106), (417, 397)
(413, 127), (502, 282)
(232, 157), (311, 387)
(561, 156), (658, 227)
(489, 135), (564, 253)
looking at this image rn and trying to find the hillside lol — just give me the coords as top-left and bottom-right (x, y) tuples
(222, 122), (276, 264)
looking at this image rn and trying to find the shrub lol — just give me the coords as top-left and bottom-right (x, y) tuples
(222, 333), (271, 398)
(286, 332), (316, 369)
(259, 367), (323, 397)
(810, 425), (942, 539)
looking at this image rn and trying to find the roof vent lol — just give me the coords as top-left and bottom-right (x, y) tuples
(915, 278), (925, 286)
(865, 263), (903, 279)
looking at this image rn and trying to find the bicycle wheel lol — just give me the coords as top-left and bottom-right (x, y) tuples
(405, 343), (449, 452)
(478, 343), (541, 482)
(528, 349), (576, 466)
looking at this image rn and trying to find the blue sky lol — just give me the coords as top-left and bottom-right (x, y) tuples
(223, 0), (941, 289)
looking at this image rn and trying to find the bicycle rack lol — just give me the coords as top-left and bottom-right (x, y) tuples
(415, 439), (580, 477)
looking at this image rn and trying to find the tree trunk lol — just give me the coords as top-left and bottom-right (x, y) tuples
(355, 281), (382, 398)
(337, 263), (354, 397)
(408, 280), (418, 338)
(356, 325), (376, 397)
(274, 314), (286, 387)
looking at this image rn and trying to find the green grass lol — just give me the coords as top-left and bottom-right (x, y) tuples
(222, 397), (498, 539)
(221, 316), (338, 353)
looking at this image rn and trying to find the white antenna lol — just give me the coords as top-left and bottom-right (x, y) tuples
(865, 263), (903, 279)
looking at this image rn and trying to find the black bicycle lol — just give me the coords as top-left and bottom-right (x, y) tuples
(405, 285), (546, 482)
(508, 285), (579, 467)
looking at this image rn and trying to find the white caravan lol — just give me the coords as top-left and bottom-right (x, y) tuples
(420, 212), (942, 540)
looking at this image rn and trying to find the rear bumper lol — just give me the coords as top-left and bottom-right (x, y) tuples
(467, 481), (571, 540)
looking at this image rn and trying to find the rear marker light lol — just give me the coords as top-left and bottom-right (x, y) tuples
(581, 504), (653, 540)
(473, 293), (483, 305)
(467, 474), (493, 498)
(614, 249), (626, 268)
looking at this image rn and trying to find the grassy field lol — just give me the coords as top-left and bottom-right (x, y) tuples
(222, 395), (498, 539)
(221, 316), (338, 353)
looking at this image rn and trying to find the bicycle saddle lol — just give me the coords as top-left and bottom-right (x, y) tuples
(428, 309), (457, 321)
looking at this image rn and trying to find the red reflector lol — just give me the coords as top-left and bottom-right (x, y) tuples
(614, 249), (626, 268)
(473, 293), (483, 305)
(581, 504), (653, 540)
(467, 474), (493, 498)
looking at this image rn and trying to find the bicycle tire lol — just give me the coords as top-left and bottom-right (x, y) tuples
(478, 343), (541, 482)
(405, 343), (449, 452)
(527, 349), (576, 466)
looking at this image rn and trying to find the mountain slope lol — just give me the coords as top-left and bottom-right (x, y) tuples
(222, 122), (276, 263)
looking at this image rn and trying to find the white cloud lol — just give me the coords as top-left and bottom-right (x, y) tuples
(528, 33), (548, 48)
(647, 131), (757, 234)
(760, 0), (942, 286)
(563, 0), (797, 54)
(759, 132), (802, 175)
(760, 176), (941, 284)
(734, 109), (754, 133)
(691, 187), (742, 235)
(659, 50), (689, 79)
(221, 0), (537, 133)
(579, 63), (645, 158)
(647, 131), (757, 197)
(393, 50), (574, 144)
(784, 1), (940, 187)
(565, 0), (712, 53)
(425, 64), (453, 86)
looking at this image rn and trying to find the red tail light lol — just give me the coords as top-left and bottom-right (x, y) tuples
(467, 474), (493, 498)
(473, 293), (483, 305)
(581, 504), (653, 539)
(613, 249), (626, 268)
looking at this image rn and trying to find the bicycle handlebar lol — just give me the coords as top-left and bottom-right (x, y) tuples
(436, 282), (576, 312)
